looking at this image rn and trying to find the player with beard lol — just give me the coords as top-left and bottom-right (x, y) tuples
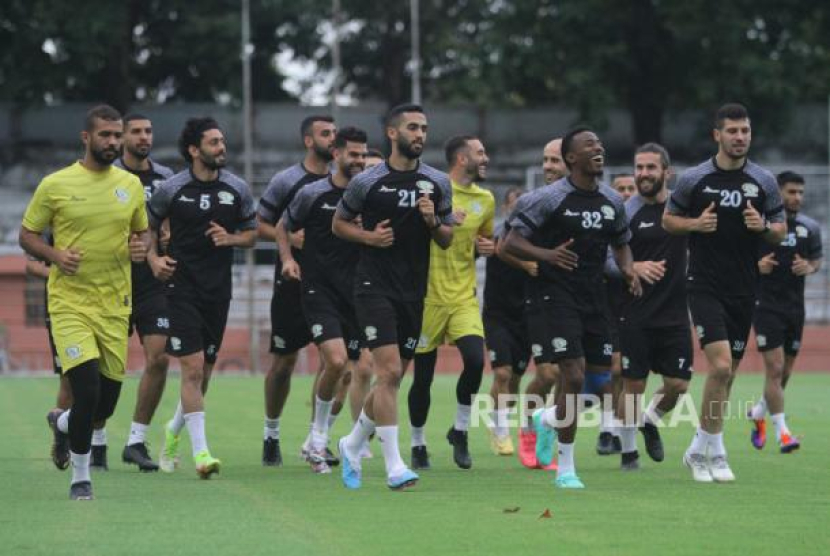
(278, 127), (369, 473)
(609, 143), (692, 471)
(114, 114), (175, 472)
(257, 116), (340, 467)
(747, 171), (822, 453)
(504, 128), (641, 489)
(408, 136), (495, 470)
(664, 103), (786, 483)
(334, 104), (454, 490)
(22, 105), (149, 499)
(150, 118), (257, 479)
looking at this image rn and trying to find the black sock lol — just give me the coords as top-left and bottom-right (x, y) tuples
(455, 336), (485, 408)
(408, 350), (437, 429)
(67, 360), (102, 455)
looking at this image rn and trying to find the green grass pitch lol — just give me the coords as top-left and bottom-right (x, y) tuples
(1, 373), (828, 556)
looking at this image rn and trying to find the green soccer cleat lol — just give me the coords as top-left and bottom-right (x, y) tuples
(532, 409), (557, 467)
(159, 424), (180, 473)
(554, 472), (585, 489)
(194, 450), (221, 480)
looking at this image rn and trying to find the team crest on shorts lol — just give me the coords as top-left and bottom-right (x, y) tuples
(65, 345), (82, 360)
(517, 360), (528, 371)
(601, 205), (615, 220)
(312, 324), (323, 338)
(170, 337), (182, 351)
(115, 188), (130, 203)
(756, 335), (767, 348)
(622, 356), (630, 370)
(695, 325), (705, 339)
(273, 335), (286, 349)
(552, 337), (568, 353)
(365, 326), (378, 341)
(531, 344), (543, 357)
(741, 183), (759, 197)
(489, 350), (497, 362)
(206, 344), (217, 356)
(218, 191), (235, 205)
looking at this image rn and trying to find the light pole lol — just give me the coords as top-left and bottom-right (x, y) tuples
(242, 0), (259, 373)
(410, 0), (421, 104)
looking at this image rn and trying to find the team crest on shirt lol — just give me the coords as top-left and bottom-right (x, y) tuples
(796, 225), (808, 238)
(416, 180), (434, 195)
(601, 205), (615, 221)
(115, 188), (130, 203)
(741, 183), (759, 198)
(65, 345), (82, 360)
(218, 191), (235, 205)
(312, 324), (323, 338)
(470, 201), (483, 215)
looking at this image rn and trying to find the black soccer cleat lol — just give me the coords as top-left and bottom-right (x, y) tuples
(69, 481), (94, 501)
(612, 435), (622, 454)
(91, 445), (108, 471)
(262, 438), (283, 467)
(640, 422), (665, 462)
(446, 427), (472, 470)
(324, 446), (340, 467)
(620, 450), (640, 471)
(411, 445), (431, 470)
(122, 442), (160, 472)
(596, 431), (617, 455)
(46, 409), (70, 471)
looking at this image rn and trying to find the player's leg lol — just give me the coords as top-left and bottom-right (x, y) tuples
(408, 303), (445, 470)
(349, 348), (372, 421)
(747, 308), (782, 448)
(616, 325), (649, 470)
(488, 363), (515, 454)
(90, 418), (108, 471)
(308, 337), (349, 473)
(263, 352), (296, 465)
(46, 319), (72, 470)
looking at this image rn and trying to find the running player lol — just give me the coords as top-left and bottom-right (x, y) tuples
(612, 143), (692, 470)
(504, 128), (642, 489)
(334, 104), (454, 490)
(278, 126), (368, 473)
(664, 103), (786, 483)
(115, 114), (175, 472)
(149, 117), (257, 479)
(258, 115), (336, 467)
(21, 105), (149, 500)
(747, 171), (822, 453)
(408, 135), (495, 470)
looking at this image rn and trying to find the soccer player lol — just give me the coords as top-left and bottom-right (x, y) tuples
(149, 117), (257, 478)
(504, 128), (641, 489)
(20, 104), (149, 500)
(334, 104), (453, 490)
(408, 135), (495, 470)
(612, 143), (692, 470)
(747, 171), (822, 453)
(611, 174), (636, 200)
(258, 115), (336, 467)
(663, 103), (786, 483)
(115, 114), (175, 472)
(278, 126), (369, 473)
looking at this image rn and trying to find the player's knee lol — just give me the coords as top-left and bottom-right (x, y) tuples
(493, 366), (512, 387)
(376, 370), (402, 390)
(148, 352), (170, 375)
(559, 366), (585, 393)
(664, 378), (688, 397)
(708, 364), (733, 383)
(326, 353), (349, 376)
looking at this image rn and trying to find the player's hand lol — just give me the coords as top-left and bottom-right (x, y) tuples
(547, 238), (578, 271)
(54, 248), (81, 275)
(149, 252), (177, 281)
(633, 260), (666, 285)
(521, 260), (539, 277)
(743, 200), (765, 232)
(205, 221), (232, 247)
(289, 229), (305, 250)
(129, 233), (147, 262)
(475, 235), (495, 257)
(452, 209), (467, 226)
(624, 271), (643, 297)
(366, 219), (394, 248)
(695, 202), (718, 233)
(159, 219), (171, 252)
(281, 258), (301, 281)
(791, 254), (813, 276)
(418, 192), (438, 228)
(758, 252), (778, 275)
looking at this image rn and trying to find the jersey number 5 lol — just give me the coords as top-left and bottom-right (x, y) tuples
(200, 194), (211, 210)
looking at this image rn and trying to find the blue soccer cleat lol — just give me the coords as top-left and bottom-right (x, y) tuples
(554, 472), (585, 489)
(532, 409), (557, 467)
(387, 468), (419, 490)
(338, 438), (362, 490)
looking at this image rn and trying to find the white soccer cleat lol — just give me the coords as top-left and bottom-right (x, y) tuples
(708, 455), (736, 483)
(683, 451), (713, 483)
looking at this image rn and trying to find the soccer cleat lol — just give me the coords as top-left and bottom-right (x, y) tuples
(621, 451), (640, 471)
(533, 409), (557, 467)
(612, 434), (622, 454)
(262, 438), (283, 467)
(709, 455), (735, 482)
(779, 433), (800, 454)
(596, 432), (617, 455)
(554, 472), (585, 489)
(122, 442), (160, 472)
(69, 481), (94, 501)
(194, 450), (221, 479)
(683, 451), (713, 483)
(640, 422), (665, 462)
(387, 468), (419, 490)
(446, 427), (472, 469)
(750, 418), (767, 450)
(159, 426), (181, 473)
(91, 445), (108, 471)
(338, 437), (362, 489)
(307, 449), (332, 474)
(518, 429), (539, 469)
(488, 429), (515, 456)
(411, 445), (431, 470)
(324, 446), (340, 467)
(46, 410), (70, 471)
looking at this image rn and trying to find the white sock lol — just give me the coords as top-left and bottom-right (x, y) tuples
(600, 409), (615, 434)
(612, 417), (624, 438)
(644, 398), (666, 426)
(709, 432), (726, 457)
(620, 426), (638, 454)
(771, 413), (789, 441)
(168, 401), (186, 435)
(493, 409), (509, 437)
(91, 427), (107, 446)
(688, 427), (711, 455)
(556, 442), (575, 476)
(541, 405), (558, 429)
(70, 450), (91, 484)
(263, 417), (279, 440)
(376, 425), (407, 477)
(311, 396), (334, 450)
(411, 426), (426, 447)
(184, 412), (208, 456)
(327, 412), (338, 431)
(127, 422), (148, 446)
(750, 398), (768, 420)
(57, 410), (70, 434)
(344, 410), (375, 456)
(454, 404), (472, 431)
